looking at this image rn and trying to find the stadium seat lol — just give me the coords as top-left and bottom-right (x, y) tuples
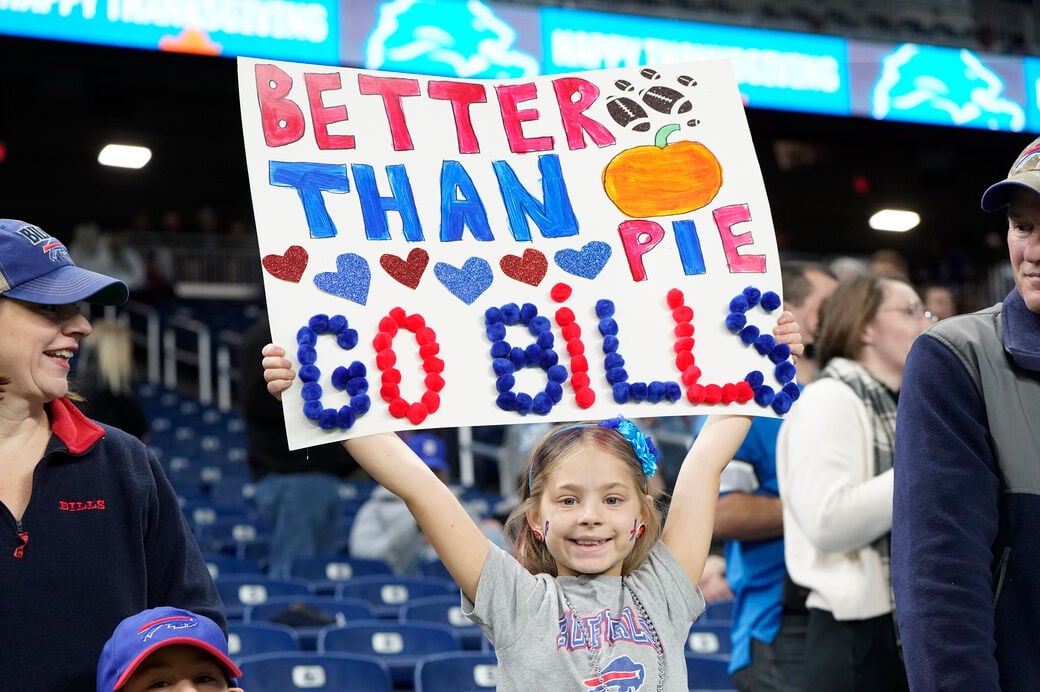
(214, 575), (311, 620)
(686, 622), (732, 656)
(334, 575), (459, 618)
(703, 599), (735, 622)
(244, 595), (377, 650)
(318, 620), (460, 686)
(235, 651), (392, 691)
(399, 594), (486, 650)
(414, 651), (498, 691)
(276, 555), (393, 594)
(202, 553), (263, 580)
(227, 622), (299, 660)
(686, 652), (736, 691)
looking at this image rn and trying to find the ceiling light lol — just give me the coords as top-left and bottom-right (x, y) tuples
(869, 208), (920, 232)
(98, 144), (151, 169)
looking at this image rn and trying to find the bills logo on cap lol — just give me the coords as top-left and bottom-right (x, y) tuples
(139, 613), (200, 641)
(15, 223), (68, 261)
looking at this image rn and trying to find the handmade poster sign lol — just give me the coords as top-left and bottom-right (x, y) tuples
(237, 56), (792, 449)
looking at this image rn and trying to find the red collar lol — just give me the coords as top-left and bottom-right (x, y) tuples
(49, 398), (104, 455)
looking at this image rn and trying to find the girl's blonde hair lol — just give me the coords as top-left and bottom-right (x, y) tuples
(504, 422), (663, 577)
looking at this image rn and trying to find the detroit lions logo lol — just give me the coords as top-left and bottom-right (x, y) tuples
(582, 655), (646, 691)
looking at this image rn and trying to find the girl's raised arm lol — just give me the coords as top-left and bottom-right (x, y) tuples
(262, 344), (490, 602)
(660, 311), (802, 586)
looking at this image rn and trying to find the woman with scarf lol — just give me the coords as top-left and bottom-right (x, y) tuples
(776, 273), (934, 692)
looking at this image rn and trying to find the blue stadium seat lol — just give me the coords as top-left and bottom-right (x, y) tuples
(227, 622), (299, 660)
(414, 651), (499, 691)
(277, 555), (393, 594)
(686, 621), (732, 656)
(686, 652), (736, 691)
(214, 575), (311, 620)
(334, 575), (459, 618)
(703, 599), (735, 622)
(318, 620), (460, 687)
(202, 553), (263, 580)
(399, 594), (486, 650)
(235, 651), (392, 691)
(244, 595), (377, 651)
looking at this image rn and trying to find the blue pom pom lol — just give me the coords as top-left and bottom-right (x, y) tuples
(485, 323), (506, 342)
(745, 370), (765, 389)
(754, 385), (775, 407)
(546, 381), (564, 403)
(595, 299), (615, 319)
(496, 392), (517, 411)
(296, 326), (316, 346)
(532, 392), (553, 415)
(330, 366), (350, 390)
(547, 364), (568, 383)
(754, 334), (776, 355)
(492, 358), (514, 376)
(303, 401), (322, 420)
(761, 291), (781, 311)
(528, 315), (551, 335)
(301, 382), (323, 401)
(490, 340), (510, 358)
(647, 381), (666, 403)
(297, 345), (317, 364)
(598, 318), (619, 336)
(346, 377), (368, 396)
(484, 306), (504, 325)
(496, 374), (516, 393)
(782, 382), (801, 401)
(336, 406), (356, 429)
(348, 361), (366, 378)
(743, 286), (761, 307)
(771, 391), (793, 415)
(328, 314), (347, 334)
(612, 382), (631, 403)
(602, 335), (620, 353)
(540, 350), (559, 368)
(351, 394), (371, 415)
(739, 324), (760, 345)
(536, 331), (554, 349)
(769, 343), (792, 364)
(524, 344), (543, 366)
(509, 347), (526, 369)
(630, 382), (648, 401)
(729, 295), (749, 313)
(604, 352), (625, 370)
(337, 329), (359, 350)
(606, 367), (628, 384)
(664, 381), (682, 402)
(501, 303), (520, 325)
(308, 314), (330, 333)
(515, 392), (534, 415)
(298, 364), (320, 383)
(775, 361), (797, 383)
(520, 303), (538, 324)
(317, 408), (338, 430)
(725, 312), (747, 332)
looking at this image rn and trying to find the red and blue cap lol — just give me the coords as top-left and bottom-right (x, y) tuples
(97, 607), (241, 691)
(0, 219), (128, 305)
(982, 137), (1040, 212)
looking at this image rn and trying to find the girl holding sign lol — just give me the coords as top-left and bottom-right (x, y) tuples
(261, 311), (801, 689)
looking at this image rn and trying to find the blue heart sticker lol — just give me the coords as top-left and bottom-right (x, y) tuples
(434, 257), (493, 305)
(314, 253), (371, 305)
(554, 241), (612, 279)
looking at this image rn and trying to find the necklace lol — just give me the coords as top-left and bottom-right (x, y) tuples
(560, 578), (666, 692)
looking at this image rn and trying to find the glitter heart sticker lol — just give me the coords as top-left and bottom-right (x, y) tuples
(499, 248), (548, 286)
(434, 257), (493, 305)
(554, 241), (612, 279)
(262, 245), (309, 283)
(314, 253), (371, 305)
(380, 248), (429, 289)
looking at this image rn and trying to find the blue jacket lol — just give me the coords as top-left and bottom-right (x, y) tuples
(893, 290), (1040, 692)
(0, 398), (225, 691)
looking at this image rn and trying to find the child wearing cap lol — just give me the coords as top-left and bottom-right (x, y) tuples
(97, 607), (244, 692)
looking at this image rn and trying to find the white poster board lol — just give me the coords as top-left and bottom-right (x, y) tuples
(237, 57), (795, 449)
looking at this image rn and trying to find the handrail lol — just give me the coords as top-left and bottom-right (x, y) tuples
(163, 315), (213, 404)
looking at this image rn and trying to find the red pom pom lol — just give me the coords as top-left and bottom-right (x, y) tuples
(721, 382), (738, 404)
(735, 381), (754, 402)
(390, 306), (408, 326)
(423, 356), (445, 373)
(571, 354), (589, 373)
(415, 327), (436, 345)
(672, 306), (694, 323)
(575, 387), (596, 408)
(681, 365), (702, 385)
(561, 324), (581, 341)
(419, 342), (440, 358)
(666, 288), (684, 309)
(406, 313), (426, 331)
(674, 322), (694, 337)
(673, 337), (695, 353)
(375, 349), (397, 370)
(425, 373), (445, 392)
(566, 340), (585, 356)
(388, 397), (409, 418)
(554, 307), (575, 325)
(550, 283), (572, 302)
(686, 384), (706, 403)
(378, 317), (398, 335)
(675, 350), (695, 371)
(381, 368), (402, 384)
(380, 384), (400, 401)
(372, 332), (393, 351)
(421, 391), (440, 413)
(704, 384), (723, 404)
(406, 402), (428, 424)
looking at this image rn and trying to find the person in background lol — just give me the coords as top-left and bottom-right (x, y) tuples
(75, 319), (148, 441)
(238, 309), (359, 577)
(870, 248), (910, 281)
(777, 273), (933, 692)
(921, 282), (958, 321)
(893, 136), (1040, 690)
(0, 218), (224, 690)
(713, 260), (837, 691)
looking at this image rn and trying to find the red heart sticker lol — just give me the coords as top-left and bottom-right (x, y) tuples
(380, 248), (429, 289)
(500, 248), (548, 286)
(262, 245), (308, 283)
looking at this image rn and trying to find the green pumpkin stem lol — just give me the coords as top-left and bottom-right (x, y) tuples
(654, 124), (681, 148)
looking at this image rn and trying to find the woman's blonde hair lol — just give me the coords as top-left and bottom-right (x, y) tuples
(86, 320), (136, 395)
(504, 422), (663, 577)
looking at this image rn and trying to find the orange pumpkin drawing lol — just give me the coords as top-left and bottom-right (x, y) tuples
(602, 123), (723, 218)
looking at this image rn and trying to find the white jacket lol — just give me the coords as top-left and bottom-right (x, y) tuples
(776, 377), (895, 621)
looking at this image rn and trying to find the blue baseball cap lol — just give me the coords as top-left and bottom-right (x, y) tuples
(97, 607), (241, 691)
(0, 219), (128, 305)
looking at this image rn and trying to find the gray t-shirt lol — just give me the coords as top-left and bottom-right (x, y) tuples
(463, 541), (703, 690)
